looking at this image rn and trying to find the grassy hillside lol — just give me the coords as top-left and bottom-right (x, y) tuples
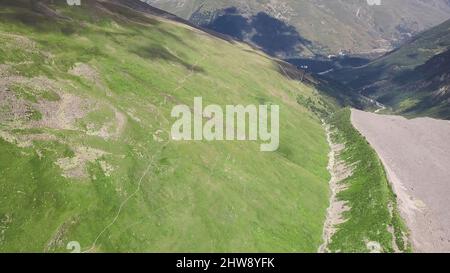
(331, 19), (450, 119)
(145, 0), (450, 58)
(0, 0), (331, 252)
(327, 109), (410, 253)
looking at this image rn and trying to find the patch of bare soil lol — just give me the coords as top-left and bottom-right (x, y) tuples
(69, 63), (100, 84)
(351, 109), (450, 253)
(85, 107), (127, 140)
(34, 92), (92, 130)
(0, 67), (91, 131)
(0, 69), (23, 122)
(319, 124), (353, 253)
(56, 146), (109, 179)
(114, 109), (127, 137)
(0, 64), (11, 77)
(45, 216), (79, 253)
(99, 160), (114, 177)
(0, 32), (37, 51)
(0, 87), (30, 126)
(0, 213), (12, 244)
(68, 62), (112, 97)
(0, 130), (58, 148)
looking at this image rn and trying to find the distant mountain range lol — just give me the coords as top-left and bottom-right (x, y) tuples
(330, 19), (450, 119)
(143, 0), (450, 58)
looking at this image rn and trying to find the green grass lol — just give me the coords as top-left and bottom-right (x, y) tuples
(326, 109), (410, 253)
(0, 2), (330, 252)
(10, 84), (39, 103)
(27, 108), (42, 121)
(41, 90), (61, 102)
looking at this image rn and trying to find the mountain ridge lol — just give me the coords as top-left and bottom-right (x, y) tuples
(330, 19), (450, 119)
(144, 0), (450, 58)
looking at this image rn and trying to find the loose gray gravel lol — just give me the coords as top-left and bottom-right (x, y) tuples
(351, 109), (450, 253)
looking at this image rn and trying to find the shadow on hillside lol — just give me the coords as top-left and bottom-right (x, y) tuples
(99, 1), (160, 25)
(131, 45), (205, 73)
(197, 7), (311, 56)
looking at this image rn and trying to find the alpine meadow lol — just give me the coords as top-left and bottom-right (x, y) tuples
(1, 0), (450, 256)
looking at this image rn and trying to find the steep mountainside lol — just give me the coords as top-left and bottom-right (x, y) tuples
(331, 19), (450, 119)
(0, 0), (334, 252)
(144, 0), (450, 58)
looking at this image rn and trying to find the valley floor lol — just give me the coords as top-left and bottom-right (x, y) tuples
(351, 109), (450, 252)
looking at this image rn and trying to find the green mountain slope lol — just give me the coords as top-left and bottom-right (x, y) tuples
(144, 0), (450, 58)
(327, 109), (409, 253)
(331, 19), (450, 119)
(0, 0), (332, 252)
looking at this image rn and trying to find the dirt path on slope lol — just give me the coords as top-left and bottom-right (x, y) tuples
(319, 124), (352, 253)
(351, 109), (450, 253)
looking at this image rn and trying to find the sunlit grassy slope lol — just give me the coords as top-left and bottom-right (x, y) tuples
(0, 1), (330, 252)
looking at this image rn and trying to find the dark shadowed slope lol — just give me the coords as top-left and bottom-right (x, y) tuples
(145, 0), (450, 58)
(331, 19), (450, 119)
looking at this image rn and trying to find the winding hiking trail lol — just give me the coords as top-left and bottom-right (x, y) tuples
(84, 158), (156, 253)
(83, 52), (207, 252)
(351, 109), (450, 253)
